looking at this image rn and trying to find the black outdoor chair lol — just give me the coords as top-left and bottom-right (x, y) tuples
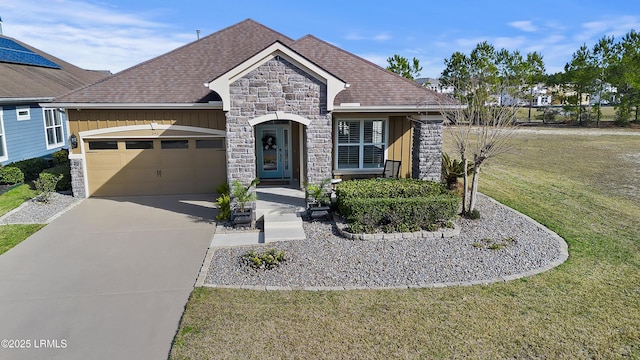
(381, 160), (401, 178)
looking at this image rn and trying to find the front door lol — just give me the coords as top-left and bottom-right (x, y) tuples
(256, 124), (291, 179)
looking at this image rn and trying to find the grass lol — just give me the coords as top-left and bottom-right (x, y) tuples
(0, 224), (45, 255)
(0, 183), (37, 217)
(516, 105), (617, 122)
(170, 129), (640, 359)
(0, 184), (42, 255)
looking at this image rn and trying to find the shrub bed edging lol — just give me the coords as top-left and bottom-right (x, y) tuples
(334, 216), (460, 241)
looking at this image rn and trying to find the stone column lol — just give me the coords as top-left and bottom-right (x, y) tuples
(305, 114), (333, 185)
(412, 115), (444, 182)
(69, 158), (86, 198)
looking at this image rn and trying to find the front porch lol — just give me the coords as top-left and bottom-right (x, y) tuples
(211, 185), (307, 247)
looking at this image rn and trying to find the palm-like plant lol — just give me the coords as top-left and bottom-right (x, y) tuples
(231, 178), (260, 212)
(442, 153), (474, 190)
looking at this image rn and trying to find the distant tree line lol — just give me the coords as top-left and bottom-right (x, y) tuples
(386, 29), (640, 126)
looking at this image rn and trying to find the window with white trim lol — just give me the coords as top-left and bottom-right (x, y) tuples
(336, 119), (386, 169)
(43, 108), (65, 148)
(17, 106), (30, 121)
(0, 109), (7, 161)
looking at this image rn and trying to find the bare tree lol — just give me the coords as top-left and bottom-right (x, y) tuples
(439, 42), (523, 215)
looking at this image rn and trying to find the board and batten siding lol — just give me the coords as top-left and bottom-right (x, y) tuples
(387, 115), (413, 178)
(1, 104), (67, 165)
(67, 109), (227, 154)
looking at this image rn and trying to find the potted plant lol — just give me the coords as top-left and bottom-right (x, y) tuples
(231, 178), (259, 227)
(305, 178), (331, 220)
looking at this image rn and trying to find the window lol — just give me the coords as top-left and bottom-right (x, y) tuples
(196, 139), (224, 149)
(88, 141), (118, 150)
(0, 109), (7, 161)
(161, 140), (189, 149)
(17, 106), (30, 121)
(43, 108), (64, 148)
(125, 140), (154, 149)
(336, 119), (386, 169)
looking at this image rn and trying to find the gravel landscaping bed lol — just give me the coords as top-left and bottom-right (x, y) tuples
(206, 194), (567, 288)
(0, 192), (81, 224)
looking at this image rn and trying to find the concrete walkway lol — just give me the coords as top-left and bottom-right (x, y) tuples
(210, 187), (306, 248)
(0, 195), (216, 360)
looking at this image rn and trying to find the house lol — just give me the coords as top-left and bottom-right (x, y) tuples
(0, 18), (109, 165)
(416, 77), (454, 95)
(52, 19), (450, 198)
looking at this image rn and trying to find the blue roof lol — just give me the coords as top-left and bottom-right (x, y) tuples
(0, 37), (62, 69)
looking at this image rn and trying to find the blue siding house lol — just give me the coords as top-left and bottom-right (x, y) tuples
(0, 18), (109, 165)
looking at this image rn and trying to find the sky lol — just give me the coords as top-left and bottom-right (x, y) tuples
(1, 0), (639, 78)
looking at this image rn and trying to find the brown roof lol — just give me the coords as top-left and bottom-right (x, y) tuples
(0, 35), (109, 99)
(57, 19), (293, 103)
(56, 19), (442, 107)
(290, 35), (447, 107)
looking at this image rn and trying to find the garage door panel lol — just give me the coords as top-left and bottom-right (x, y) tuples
(122, 151), (160, 168)
(86, 152), (122, 168)
(85, 138), (227, 197)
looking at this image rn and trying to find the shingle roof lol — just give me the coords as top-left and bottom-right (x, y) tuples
(57, 19), (293, 104)
(0, 35), (109, 99)
(56, 19), (443, 107)
(290, 35), (447, 107)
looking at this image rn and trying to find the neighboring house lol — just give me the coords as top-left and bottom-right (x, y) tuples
(52, 19), (451, 198)
(529, 84), (552, 107)
(0, 20), (109, 165)
(416, 77), (455, 95)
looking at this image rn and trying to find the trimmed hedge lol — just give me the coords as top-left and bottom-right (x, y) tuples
(336, 178), (449, 201)
(336, 178), (459, 234)
(41, 164), (71, 191)
(0, 166), (25, 185)
(8, 158), (48, 182)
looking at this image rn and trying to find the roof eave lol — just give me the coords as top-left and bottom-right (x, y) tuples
(46, 102), (224, 110)
(0, 97), (54, 104)
(333, 104), (463, 113)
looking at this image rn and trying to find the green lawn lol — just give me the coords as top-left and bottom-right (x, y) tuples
(516, 105), (617, 122)
(170, 129), (640, 359)
(0, 184), (42, 255)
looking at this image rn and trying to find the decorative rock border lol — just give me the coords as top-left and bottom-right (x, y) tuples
(335, 221), (460, 241)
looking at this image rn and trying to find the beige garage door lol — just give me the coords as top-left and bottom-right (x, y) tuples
(85, 138), (226, 197)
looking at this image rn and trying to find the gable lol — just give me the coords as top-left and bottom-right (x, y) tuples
(208, 42), (346, 111)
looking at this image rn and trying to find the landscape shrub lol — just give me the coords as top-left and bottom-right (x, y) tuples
(336, 178), (448, 207)
(216, 194), (231, 221)
(0, 166), (25, 185)
(336, 178), (459, 234)
(242, 249), (286, 270)
(9, 158), (48, 182)
(41, 164), (71, 191)
(52, 149), (69, 165)
(34, 173), (63, 203)
(342, 196), (459, 234)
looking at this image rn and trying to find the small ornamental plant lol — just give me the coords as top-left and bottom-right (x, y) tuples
(242, 248), (286, 270)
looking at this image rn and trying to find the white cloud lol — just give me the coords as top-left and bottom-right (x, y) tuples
(345, 31), (392, 42)
(0, 0), (192, 72)
(508, 20), (538, 32)
(576, 16), (640, 42)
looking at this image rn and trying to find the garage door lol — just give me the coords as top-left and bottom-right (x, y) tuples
(85, 138), (226, 197)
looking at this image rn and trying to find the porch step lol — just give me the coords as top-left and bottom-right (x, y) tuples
(263, 213), (306, 243)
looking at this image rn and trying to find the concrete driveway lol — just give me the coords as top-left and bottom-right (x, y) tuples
(0, 195), (216, 360)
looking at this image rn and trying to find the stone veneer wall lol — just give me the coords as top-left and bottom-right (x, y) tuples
(412, 119), (443, 181)
(225, 57), (332, 187)
(70, 158), (86, 198)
